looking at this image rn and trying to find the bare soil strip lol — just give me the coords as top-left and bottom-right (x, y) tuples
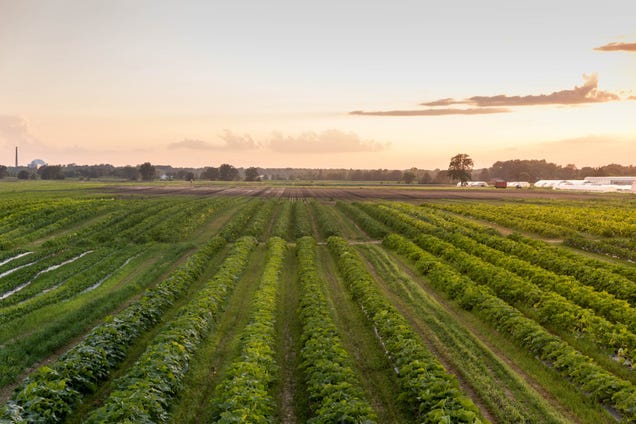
(274, 246), (303, 424)
(109, 185), (604, 201)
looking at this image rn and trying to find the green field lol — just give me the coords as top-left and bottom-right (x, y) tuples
(0, 181), (635, 423)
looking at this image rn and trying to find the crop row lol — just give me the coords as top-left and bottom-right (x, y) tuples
(387, 203), (636, 330)
(358, 244), (569, 424)
(270, 200), (293, 240)
(336, 201), (389, 239)
(0, 248), (90, 300)
(145, 197), (232, 243)
(327, 236), (483, 423)
(0, 246), (141, 325)
(293, 201), (313, 239)
(428, 201), (636, 238)
(1, 236), (227, 423)
(383, 233), (636, 421)
(564, 235), (636, 263)
(296, 236), (377, 423)
(79, 199), (176, 245)
(0, 251), (41, 279)
(0, 250), (105, 308)
(211, 237), (287, 423)
(308, 200), (342, 239)
(242, 199), (277, 240)
(85, 236), (257, 423)
(358, 203), (636, 361)
(413, 204), (636, 303)
(0, 199), (115, 249)
(219, 199), (262, 241)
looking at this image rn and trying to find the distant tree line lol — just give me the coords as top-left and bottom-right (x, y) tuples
(479, 160), (636, 183)
(0, 159), (633, 183)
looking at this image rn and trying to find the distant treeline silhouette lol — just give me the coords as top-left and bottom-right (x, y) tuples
(2, 160), (634, 183)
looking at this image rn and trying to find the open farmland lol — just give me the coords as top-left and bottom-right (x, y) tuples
(0, 182), (635, 423)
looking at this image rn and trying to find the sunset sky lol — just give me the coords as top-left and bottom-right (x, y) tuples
(1, 0), (635, 170)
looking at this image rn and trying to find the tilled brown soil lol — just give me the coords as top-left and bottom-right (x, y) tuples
(108, 184), (604, 201)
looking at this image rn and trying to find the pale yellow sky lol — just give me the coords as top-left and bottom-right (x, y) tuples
(1, 1), (635, 169)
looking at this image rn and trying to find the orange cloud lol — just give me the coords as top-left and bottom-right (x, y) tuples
(0, 115), (39, 147)
(168, 130), (259, 151)
(594, 42), (636, 52)
(269, 129), (387, 153)
(421, 74), (621, 107)
(350, 108), (510, 116)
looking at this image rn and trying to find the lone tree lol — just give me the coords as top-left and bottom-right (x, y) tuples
(219, 163), (238, 181)
(139, 162), (155, 181)
(244, 167), (260, 181)
(448, 153), (474, 186)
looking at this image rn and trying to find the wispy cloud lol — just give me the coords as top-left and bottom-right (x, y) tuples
(594, 42), (636, 52)
(421, 74), (621, 107)
(351, 74), (627, 117)
(0, 115), (39, 147)
(350, 108), (510, 116)
(169, 130), (259, 151)
(269, 129), (388, 153)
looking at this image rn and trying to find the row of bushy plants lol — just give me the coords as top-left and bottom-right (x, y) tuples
(564, 235), (636, 263)
(0, 249), (107, 309)
(335, 201), (389, 239)
(220, 199), (262, 241)
(308, 200), (342, 239)
(327, 236), (483, 423)
(0, 248), (90, 299)
(0, 199), (114, 249)
(357, 203), (636, 360)
(387, 203), (636, 330)
(383, 233), (636, 421)
(270, 200), (293, 240)
(296, 236), (377, 423)
(0, 251), (41, 278)
(210, 237), (287, 423)
(3, 205), (114, 249)
(84, 236), (257, 423)
(292, 201), (313, 239)
(404, 203), (636, 304)
(0, 246), (141, 325)
(242, 199), (277, 240)
(1, 236), (227, 423)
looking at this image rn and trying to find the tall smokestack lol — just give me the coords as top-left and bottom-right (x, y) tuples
(15, 146), (18, 168)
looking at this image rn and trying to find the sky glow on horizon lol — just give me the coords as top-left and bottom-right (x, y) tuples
(1, 0), (635, 170)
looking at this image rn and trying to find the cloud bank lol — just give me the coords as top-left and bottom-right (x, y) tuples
(0, 115), (39, 147)
(170, 129), (387, 154)
(269, 129), (387, 153)
(169, 130), (259, 151)
(594, 42), (636, 52)
(421, 74), (620, 107)
(351, 74), (628, 117)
